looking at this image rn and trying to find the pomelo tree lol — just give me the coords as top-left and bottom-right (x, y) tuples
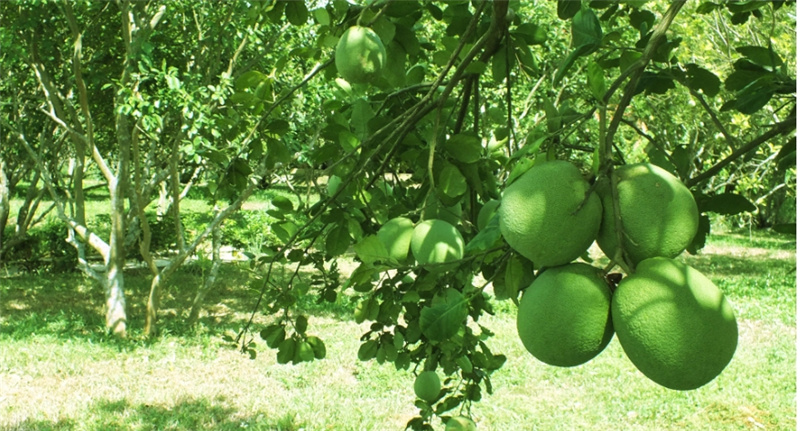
(1, 0), (795, 428)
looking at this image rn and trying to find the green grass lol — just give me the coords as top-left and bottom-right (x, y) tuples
(0, 230), (795, 430)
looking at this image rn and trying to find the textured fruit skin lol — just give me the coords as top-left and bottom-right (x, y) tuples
(445, 416), (477, 431)
(334, 26), (386, 84)
(499, 160), (602, 268)
(413, 371), (441, 402)
(410, 219), (464, 265)
(612, 257), (738, 390)
(597, 163), (699, 266)
(516, 263), (614, 367)
(377, 217), (415, 263)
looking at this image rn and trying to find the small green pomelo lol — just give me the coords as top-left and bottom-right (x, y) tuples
(596, 163), (699, 266)
(499, 160), (602, 268)
(335, 26), (387, 84)
(413, 370), (441, 402)
(612, 257), (738, 390)
(445, 416), (477, 431)
(516, 263), (614, 367)
(377, 217), (415, 264)
(410, 219), (464, 266)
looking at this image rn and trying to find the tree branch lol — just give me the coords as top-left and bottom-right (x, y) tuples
(686, 116), (796, 187)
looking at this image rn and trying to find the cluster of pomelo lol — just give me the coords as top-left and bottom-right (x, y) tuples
(500, 160), (738, 391)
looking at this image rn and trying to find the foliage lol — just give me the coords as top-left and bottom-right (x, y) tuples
(0, 0), (795, 427)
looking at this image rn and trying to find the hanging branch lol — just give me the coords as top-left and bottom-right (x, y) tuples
(686, 114), (796, 188)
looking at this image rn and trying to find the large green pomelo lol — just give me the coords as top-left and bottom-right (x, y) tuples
(377, 217), (415, 264)
(516, 263), (614, 367)
(597, 163), (699, 266)
(410, 219), (464, 265)
(413, 371), (441, 402)
(611, 257), (738, 390)
(335, 26), (386, 84)
(499, 160), (602, 268)
(445, 416), (477, 431)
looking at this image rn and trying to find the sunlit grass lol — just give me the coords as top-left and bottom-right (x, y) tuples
(0, 230), (795, 430)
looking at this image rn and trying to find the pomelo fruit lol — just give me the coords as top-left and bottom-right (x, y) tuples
(596, 163), (699, 266)
(377, 217), (415, 264)
(410, 219), (464, 266)
(498, 160), (602, 268)
(516, 263), (614, 367)
(611, 257), (738, 390)
(334, 26), (386, 84)
(445, 416), (477, 431)
(413, 370), (441, 402)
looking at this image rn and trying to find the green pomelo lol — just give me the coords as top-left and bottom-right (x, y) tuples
(597, 163), (699, 266)
(410, 219), (464, 265)
(445, 416), (477, 431)
(499, 160), (602, 268)
(477, 199), (500, 231)
(334, 26), (386, 84)
(611, 257), (738, 390)
(413, 371), (441, 402)
(377, 217), (415, 263)
(516, 263), (614, 367)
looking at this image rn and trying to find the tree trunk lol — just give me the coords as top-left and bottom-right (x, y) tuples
(106, 173), (128, 337)
(188, 222), (222, 326)
(0, 160), (9, 258)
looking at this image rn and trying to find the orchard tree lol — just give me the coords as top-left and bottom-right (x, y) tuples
(1, 0), (795, 428)
(228, 1), (795, 428)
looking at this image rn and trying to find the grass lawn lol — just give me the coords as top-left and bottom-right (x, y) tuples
(0, 230), (795, 430)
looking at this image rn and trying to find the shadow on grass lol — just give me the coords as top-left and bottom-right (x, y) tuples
(0, 262), (357, 345)
(1, 397), (305, 431)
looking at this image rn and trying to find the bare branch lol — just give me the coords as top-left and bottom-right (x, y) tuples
(687, 116), (796, 187)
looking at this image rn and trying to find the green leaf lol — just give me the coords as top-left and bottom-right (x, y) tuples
(354, 235), (390, 265)
(306, 336), (327, 359)
(296, 341), (315, 363)
(499, 254), (533, 300)
(572, 7), (603, 52)
(352, 98), (375, 141)
(696, 2), (721, 14)
(445, 133), (483, 164)
(358, 339), (379, 361)
(684, 63), (720, 97)
(491, 46), (509, 84)
(272, 195), (294, 212)
(295, 315), (308, 334)
(557, 0), (581, 19)
(438, 163), (467, 200)
(514, 23), (547, 45)
(465, 214), (502, 252)
(687, 214), (711, 254)
(260, 324), (286, 349)
(276, 338), (297, 364)
(587, 61), (606, 100)
(420, 288), (468, 342)
(635, 71), (675, 95)
(284, 0), (308, 26)
(235, 70), (266, 91)
(699, 193), (757, 215)
(312, 8), (330, 26)
(325, 224), (351, 257)
(736, 46), (784, 71)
